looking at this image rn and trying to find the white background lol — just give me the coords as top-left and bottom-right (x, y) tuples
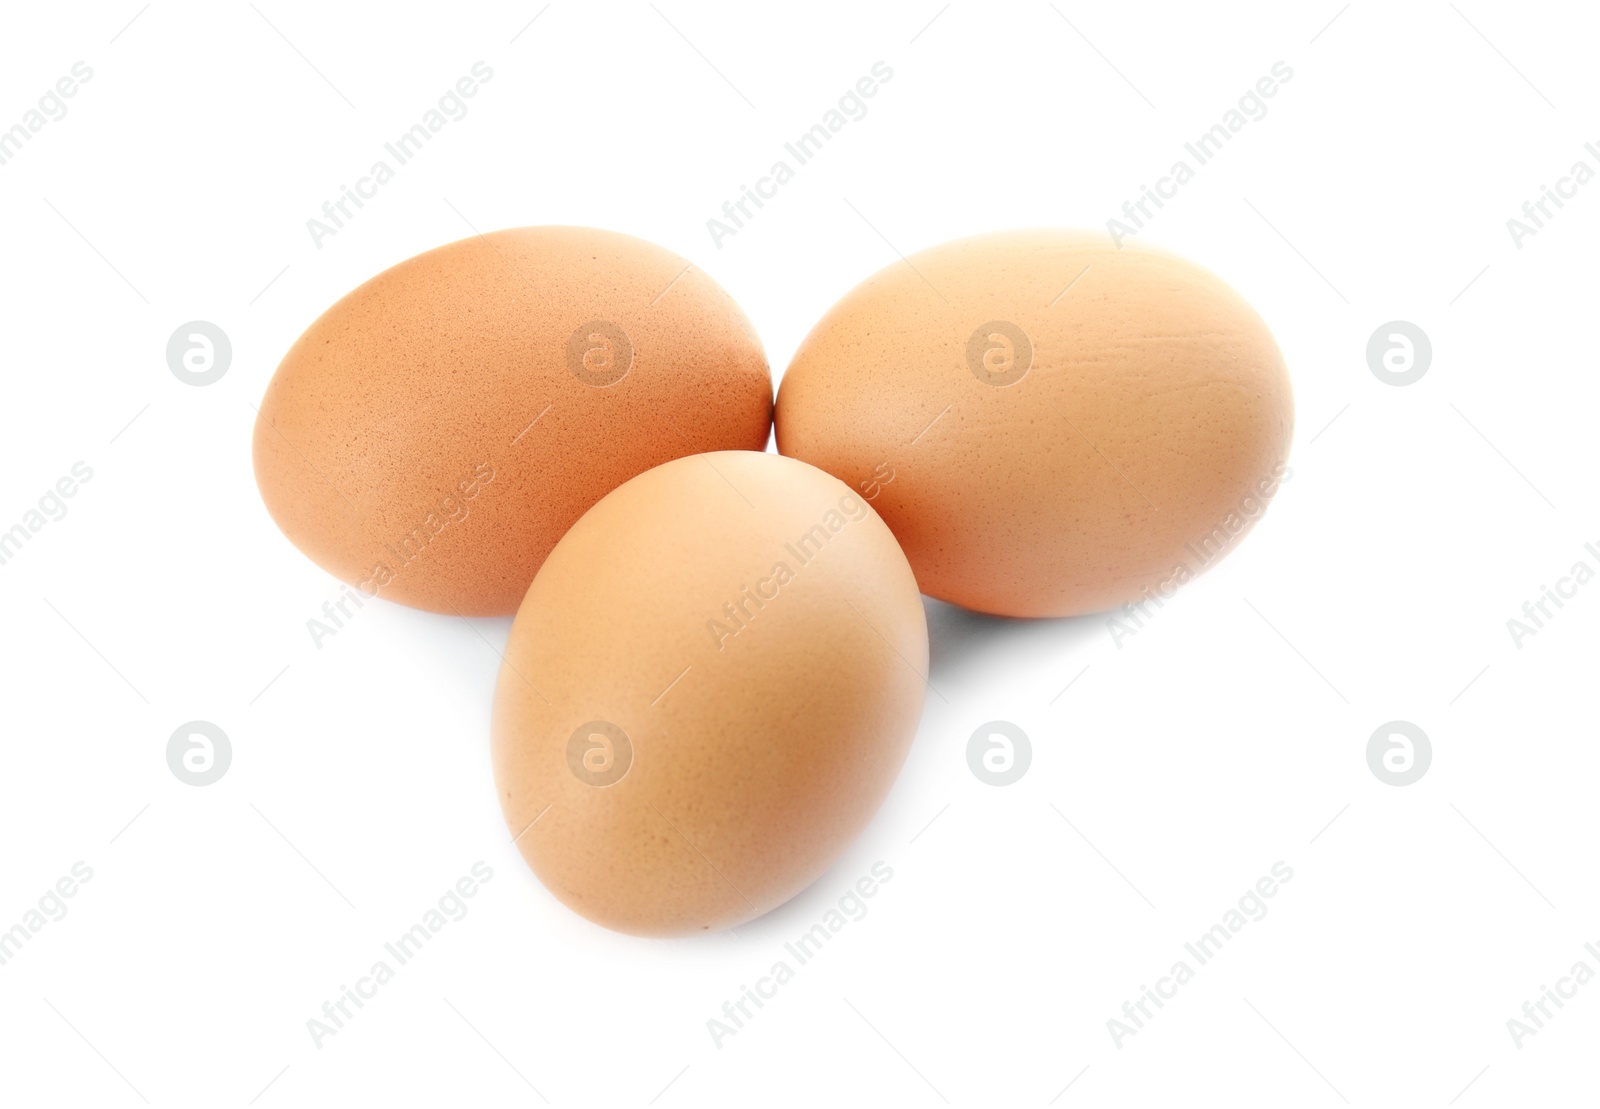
(1, 1), (1596, 1105)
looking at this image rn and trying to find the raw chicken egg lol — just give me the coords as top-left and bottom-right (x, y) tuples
(492, 451), (927, 936)
(775, 230), (1293, 617)
(253, 226), (772, 615)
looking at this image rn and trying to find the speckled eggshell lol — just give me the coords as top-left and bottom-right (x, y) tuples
(775, 230), (1294, 618)
(253, 226), (772, 615)
(492, 451), (927, 936)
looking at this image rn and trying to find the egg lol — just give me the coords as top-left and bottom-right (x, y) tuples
(775, 230), (1294, 618)
(253, 226), (772, 615)
(491, 451), (927, 936)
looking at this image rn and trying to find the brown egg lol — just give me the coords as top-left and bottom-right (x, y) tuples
(775, 230), (1294, 618)
(492, 451), (927, 936)
(253, 226), (771, 615)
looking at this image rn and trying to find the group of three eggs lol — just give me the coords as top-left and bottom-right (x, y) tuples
(253, 225), (1293, 936)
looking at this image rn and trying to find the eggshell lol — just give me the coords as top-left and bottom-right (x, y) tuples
(491, 451), (927, 936)
(775, 230), (1294, 617)
(253, 227), (772, 615)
